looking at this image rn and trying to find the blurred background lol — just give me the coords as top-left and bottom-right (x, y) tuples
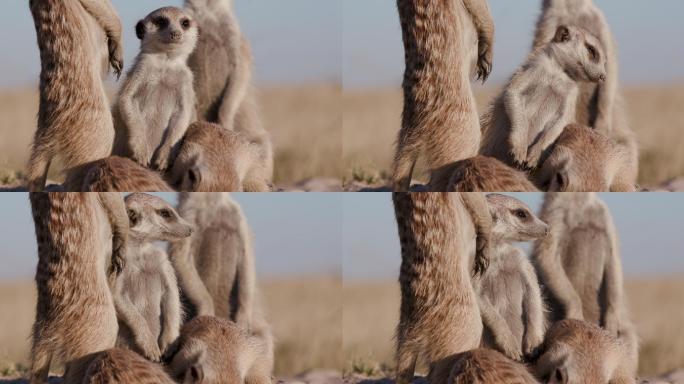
(343, 1), (684, 186)
(0, 0), (342, 186)
(0, 192), (342, 377)
(343, 193), (684, 376)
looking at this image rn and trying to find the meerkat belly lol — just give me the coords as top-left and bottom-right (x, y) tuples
(137, 83), (178, 150)
(524, 84), (567, 146)
(483, 266), (526, 343)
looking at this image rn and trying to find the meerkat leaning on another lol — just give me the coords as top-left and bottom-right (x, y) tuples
(112, 193), (193, 362)
(446, 156), (539, 192)
(63, 156), (174, 192)
(82, 348), (175, 384)
(26, 0), (123, 191)
(474, 194), (548, 361)
(481, 25), (606, 170)
(448, 348), (539, 384)
(113, 7), (198, 172)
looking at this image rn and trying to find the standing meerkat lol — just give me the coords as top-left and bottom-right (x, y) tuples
(533, 124), (637, 192)
(29, 192), (128, 384)
(448, 349), (539, 384)
(82, 348), (175, 384)
(474, 194), (548, 361)
(168, 122), (271, 192)
(168, 316), (273, 384)
(535, 319), (637, 384)
(481, 25), (606, 170)
(63, 156), (174, 192)
(27, 0), (124, 191)
(113, 193), (193, 362)
(184, 0), (274, 186)
(391, 0), (495, 191)
(531, 193), (638, 368)
(393, 192), (493, 384)
(113, 7), (198, 172)
(446, 156), (539, 192)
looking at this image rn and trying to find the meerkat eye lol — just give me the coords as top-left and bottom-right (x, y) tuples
(514, 210), (528, 219)
(586, 44), (599, 61)
(154, 17), (169, 28)
(127, 209), (139, 225)
(158, 209), (172, 219)
(181, 19), (191, 29)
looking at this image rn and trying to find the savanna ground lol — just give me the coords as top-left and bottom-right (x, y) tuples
(0, 83), (342, 188)
(0, 276), (342, 380)
(343, 85), (684, 188)
(343, 278), (684, 379)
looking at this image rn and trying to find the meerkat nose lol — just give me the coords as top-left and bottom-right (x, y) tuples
(599, 74), (606, 82)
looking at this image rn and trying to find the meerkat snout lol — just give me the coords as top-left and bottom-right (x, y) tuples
(136, 7), (198, 56)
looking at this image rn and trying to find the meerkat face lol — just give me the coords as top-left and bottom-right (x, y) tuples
(550, 25), (606, 83)
(486, 194), (549, 242)
(125, 193), (194, 241)
(136, 7), (198, 57)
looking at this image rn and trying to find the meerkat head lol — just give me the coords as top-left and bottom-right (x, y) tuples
(549, 25), (606, 83)
(485, 194), (549, 242)
(124, 193), (194, 241)
(136, 7), (198, 58)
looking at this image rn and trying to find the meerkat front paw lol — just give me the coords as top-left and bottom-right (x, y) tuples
(158, 330), (179, 357)
(108, 37), (124, 79)
(497, 334), (523, 361)
(523, 332), (544, 359)
(131, 147), (153, 169)
(525, 145), (544, 169)
(151, 147), (171, 172)
(477, 40), (493, 83)
(136, 333), (162, 362)
(603, 310), (620, 337)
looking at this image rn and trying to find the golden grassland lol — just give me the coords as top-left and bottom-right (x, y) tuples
(343, 85), (684, 187)
(343, 277), (684, 378)
(0, 276), (342, 378)
(0, 83), (342, 186)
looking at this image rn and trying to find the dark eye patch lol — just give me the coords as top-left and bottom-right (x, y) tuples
(181, 18), (191, 29)
(514, 209), (528, 219)
(586, 44), (599, 62)
(158, 209), (172, 219)
(154, 16), (169, 28)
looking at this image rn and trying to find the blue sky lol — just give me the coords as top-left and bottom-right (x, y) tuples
(0, 0), (341, 88)
(343, 0), (684, 89)
(343, 193), (684, 281)
(0, 193), (342, 281)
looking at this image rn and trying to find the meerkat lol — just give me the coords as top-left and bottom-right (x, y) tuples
(445, 156), (539, 192)
(535, 319), (637, 384)
(448, 349), (539, 384)
(112, 193), (193, 362)
(113, 7), (198, 172)
(26, 0), (124, 191)
(474, 194), (548, 362)
(391, 0), (495, 191)
(82, 348), (175, 384)
(63, 156), (174, 192)
(29, 192), (128, 384)
(533, 124), (637, 192)
(480, 25), (606, 170)
(531, 193), (638, 368)
(393, 192), (493, 384)
(167, 316), (273, 384)
(166, 122), (270, 192)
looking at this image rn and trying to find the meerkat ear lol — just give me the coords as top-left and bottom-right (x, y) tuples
(135, 20), (146, 40)
(553, 25), (571, 43)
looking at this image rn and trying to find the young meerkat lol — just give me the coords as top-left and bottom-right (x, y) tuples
(113, 7), (198, 172)
(29, 192), (128, 384)
(114, 193), (193, 362)
(446, 156), (540, 192)
(63, 156), (174, 192)
(474, 194), (548, 361)
(531, 193), (638, 368)
(448, 348), (539, 384)
(167, 122), (271, 192)
(480, 25), (606, 170)
(535, 319), (637, 384)
(82, 348), (175, 384)
(26, 0), (123, 191)
(392, 0), (495, 191)
(168, 316), (273, 384)
(393, 192), (493, 384)
(533, 124), (637, 192)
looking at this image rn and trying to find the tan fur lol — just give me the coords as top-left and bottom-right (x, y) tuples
(533, 124), (637, 191)
(393, 192), (493, 384)
(63, 156), (174, 192)
(29, 193), (128, 384)
(82, 348), (174, 384)
(531, 193), (638, 373)
(168, 316), (273, 384)
(535, 319), (636, 384)
(475, 194), (548, 361)
(26, 0), (123, 191)
(448, 349), (539, 384)
(168, 122), (271, 192)
(444, 156), (539, 192)
(391, 0), (494, 191)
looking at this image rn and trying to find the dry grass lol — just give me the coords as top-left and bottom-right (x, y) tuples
(343, 85), (684, 186)
(342, 277), (684, 377)
(0, 276), (342, 377)
(0, 83), (342, 185)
